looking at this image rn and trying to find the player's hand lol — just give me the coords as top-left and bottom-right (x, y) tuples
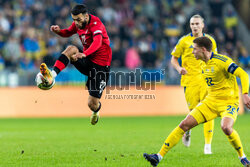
(178, 67), (187, 75)
(71, 53), (86, 62)
(71, 54), (78, 62)
(243, 94), (250, 109)
(50, 25), (61, 33)
(75, 53), (86, 59)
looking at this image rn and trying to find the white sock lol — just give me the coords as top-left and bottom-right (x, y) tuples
(157, 153), (163, 161)
(51, 70), (57, 78)
(239, 154), (246, 160)
(186, 130), (191, 135)
(205, 144), (211, 148)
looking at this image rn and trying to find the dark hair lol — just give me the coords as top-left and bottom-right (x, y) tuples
(193, 37), (212, 52)
(71, 4), (88, 15)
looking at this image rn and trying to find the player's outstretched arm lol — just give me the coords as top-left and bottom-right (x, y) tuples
(50, 25), (61, 34)
(171, 56), (187, 75)
(50, 23), (77, 37)
(234, 67), (250, 108)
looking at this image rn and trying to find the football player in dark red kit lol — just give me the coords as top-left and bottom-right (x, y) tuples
(38, 4), (112, 125)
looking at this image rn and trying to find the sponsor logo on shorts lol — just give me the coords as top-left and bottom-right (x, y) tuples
(99, 80), (106, 94)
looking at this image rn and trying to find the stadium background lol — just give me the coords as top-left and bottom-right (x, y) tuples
(0, 1), (250, 167)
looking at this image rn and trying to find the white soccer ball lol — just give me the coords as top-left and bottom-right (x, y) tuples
(35, 72), (55, 90)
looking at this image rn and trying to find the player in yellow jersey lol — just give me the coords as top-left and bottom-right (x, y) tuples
(171, 14), (217, 154)
(143, 36), (250, 167)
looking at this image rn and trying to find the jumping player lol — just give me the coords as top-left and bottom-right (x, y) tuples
(38, 4), (112, 125)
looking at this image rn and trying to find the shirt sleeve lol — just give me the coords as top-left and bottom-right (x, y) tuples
(224, 58), (239, 74)
(57, 22), (77, 37)
(89, 21), (103, 37)
(171, 37), (184, 58)
(234, 67), (249, 94)
(211, 37), (218, 54)
(218, 55), (238, 73)
(221, 57), (249, 94)
(83, 34), (102, 56)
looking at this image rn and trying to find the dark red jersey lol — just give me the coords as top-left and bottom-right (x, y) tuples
(58, 14), (112, 66)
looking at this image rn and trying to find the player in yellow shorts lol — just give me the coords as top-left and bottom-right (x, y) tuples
(171, 14), (217, 153)
(143, 36), (250, 167)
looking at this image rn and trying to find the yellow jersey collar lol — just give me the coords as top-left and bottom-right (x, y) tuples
(210, 52), (214, 59)
(190, 32), (205, 37)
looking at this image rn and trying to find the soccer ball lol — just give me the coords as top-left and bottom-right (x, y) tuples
(35, 73), (55, 90)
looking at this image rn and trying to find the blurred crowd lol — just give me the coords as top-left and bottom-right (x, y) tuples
(0, 0), (249, 73)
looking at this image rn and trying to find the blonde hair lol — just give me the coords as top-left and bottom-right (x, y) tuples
(190, 14), (204, 23)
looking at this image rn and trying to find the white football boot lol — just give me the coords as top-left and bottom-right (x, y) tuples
(182, 130), (191, 147)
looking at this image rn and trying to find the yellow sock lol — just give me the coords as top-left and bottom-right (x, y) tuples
(158, 126), (184, 157)
(227, 130), (244, 157)
(204, 120), (214, 144)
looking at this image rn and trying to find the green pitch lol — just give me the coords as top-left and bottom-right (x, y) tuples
(0, 115), (249, 167)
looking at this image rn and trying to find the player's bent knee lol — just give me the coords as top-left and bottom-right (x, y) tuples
(62, 45), (79, 57)
(221, 124), (233, 135)
(66, 45), (78, 52)
(179, 120), (190, 132)
(179, 114), (198, 132)
(88, 99), (99, 111)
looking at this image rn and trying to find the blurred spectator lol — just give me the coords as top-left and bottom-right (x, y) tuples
(23, 28), (40, 60)
(125, 47), (141, 69)
(0, 35), (5, 50)
(141, 0), (158, 20)
(19, 57), (36, 71)
(209, 0), (225, 19)
(112, 37), (125, 67)
(213, 27), (225, 49)
(97, 0), (117, 23)
(239, 49), (250, 68)
(0, 12), (10, 33)
(208, 17), (221, 34)
(225, 28), (236, 45)
(2, 35), (21, 69)
(224, 6), (238, 30)
(164, 22), (181, 37)
(0, 54), (4, 71)
(237, 41), (250, 68)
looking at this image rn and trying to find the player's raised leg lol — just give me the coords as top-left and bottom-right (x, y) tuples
(203, 120), (214, 154)
(88, 95), (101, 125)
(53, 45), (79, 75)
(221, 117), (250, 166)
(158, 115), (198, 157)
(39, 45), (79, 88)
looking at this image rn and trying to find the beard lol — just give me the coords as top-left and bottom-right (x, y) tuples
(79, 21), (87, 29)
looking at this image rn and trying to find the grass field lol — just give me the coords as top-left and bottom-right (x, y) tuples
(0, 115), (249, 167)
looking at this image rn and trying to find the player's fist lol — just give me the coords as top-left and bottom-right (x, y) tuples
(50, 25), (61, 33)
(243, 94), (250, 109)
(178, 67), (187, 75)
